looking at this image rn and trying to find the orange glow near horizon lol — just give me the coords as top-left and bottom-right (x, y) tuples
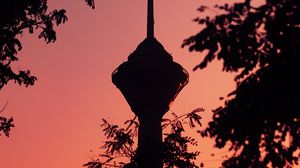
(0, 0), (263, 167)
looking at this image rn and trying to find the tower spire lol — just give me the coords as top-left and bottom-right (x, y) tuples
(147, 0), (154, 38)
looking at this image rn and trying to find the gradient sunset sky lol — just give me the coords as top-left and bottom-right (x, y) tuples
(0, 0), (258, 167)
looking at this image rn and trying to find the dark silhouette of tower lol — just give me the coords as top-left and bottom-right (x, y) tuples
(112, 0), (188, 167)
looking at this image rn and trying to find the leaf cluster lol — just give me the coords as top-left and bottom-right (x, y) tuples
(0, 102), (14, 137)
(0, 116), (14, 137)
(85, 0), (96, 9)
(0, 0), (68, 89)
(184, 0), (300, 167)
(84, 109), (204, 168)
(163, 129), (200, 168)
(101, 118), (135, 158)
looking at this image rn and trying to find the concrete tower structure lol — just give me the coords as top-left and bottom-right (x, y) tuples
(112, 0), (189, 167)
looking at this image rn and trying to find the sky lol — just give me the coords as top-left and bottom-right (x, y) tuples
(0, 0), (250, 167)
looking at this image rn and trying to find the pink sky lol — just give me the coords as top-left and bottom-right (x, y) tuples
(0, 0), (251, 167)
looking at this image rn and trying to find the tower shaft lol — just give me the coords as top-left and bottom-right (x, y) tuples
(137, 115), (163, 168)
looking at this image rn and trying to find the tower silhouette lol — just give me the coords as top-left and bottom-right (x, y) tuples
(112, 0), (189, 167)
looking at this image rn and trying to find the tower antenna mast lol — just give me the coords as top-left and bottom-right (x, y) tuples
(147, 0), (154, 38)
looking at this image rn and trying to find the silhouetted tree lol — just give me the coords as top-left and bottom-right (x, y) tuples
(183, 0), (300, 167)
(0, 0), (95, 136)
(0, 0), (95, 88)
(0, 0), (68, 89)
(83, 109), (204, 168)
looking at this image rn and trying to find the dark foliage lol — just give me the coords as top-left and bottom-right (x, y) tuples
(0, 102), (14, 137)
(183, 0), (300, 167)
(0, 0), (69, 89)
(0, 116), (14, 137)
(83, 108), (204, 168)
(0, 0), (95, 90)
(0, 0), (95, 137)
(163, 129), (199, 168)
(85, 0), (96, 9)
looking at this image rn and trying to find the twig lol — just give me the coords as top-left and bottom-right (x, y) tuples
(0, 101), (8, 113)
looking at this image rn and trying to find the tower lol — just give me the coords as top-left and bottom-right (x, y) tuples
(112, 0), (189, 167)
